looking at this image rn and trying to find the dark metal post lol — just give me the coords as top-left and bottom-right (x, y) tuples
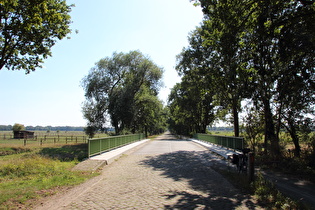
(248, 152), (255, 183)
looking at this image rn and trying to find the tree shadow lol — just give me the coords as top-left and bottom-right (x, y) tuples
(141, 150), (260, 209)
(39, 143), (88, 161)
(155, 133), (181, 141)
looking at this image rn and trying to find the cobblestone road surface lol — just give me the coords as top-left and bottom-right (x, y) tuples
(35, 133), (262, 209)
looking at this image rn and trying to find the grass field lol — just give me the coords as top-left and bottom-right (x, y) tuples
(0, 142), (97, 209)
(0, 131), (149, 209)
(0, 131), (109, 147)
(207, 130), (236, 137)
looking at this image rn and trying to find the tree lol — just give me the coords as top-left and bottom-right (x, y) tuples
(187, 0), (315, 158)
(82, 51), (164, 135)
(275, 0), (315, 157)
(84, 125), (97, 138)
(242, 106), (264, 153)
(243, 0), (315, 157)
(198, 0), (255, 137)
(12, 123), (25, 131)
(173, 27), (217, 136)
(133, 86), (166, 136)
(168, 72), (215, 136)
(0, 0), (73, 73)
(176, 3), (252, 137)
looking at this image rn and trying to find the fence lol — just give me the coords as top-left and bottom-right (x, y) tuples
(193, 133), (244, 151)
(0, 135), (88, 146)
(88, 133), (145, 157)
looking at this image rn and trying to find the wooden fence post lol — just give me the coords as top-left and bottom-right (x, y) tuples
(248, 152), (255, 183)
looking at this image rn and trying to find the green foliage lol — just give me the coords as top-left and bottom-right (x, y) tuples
(84, 125), (97, 138)
(168, 79), (215, 136)
(176, 0), (315, 157)
(82, 51), (165, 135)
(0, 147), (31, 156)
(241, 107), (264, 152)
(0, 0), (73, 73)
(251, 174), (303, 209)
(12, 123), (25, 131)
(216, 167), (304, 209)
(39, 144), (88, 161)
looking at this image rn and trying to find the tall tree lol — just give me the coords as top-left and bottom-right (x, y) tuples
(81, 51), (163, 135)
(133, 85), (166, 136)
(275, 0), (315, 157)
(189, 0), (255, 137)
(168, 73), (215, 136)
(173, 26), (217, 136)
(0, 0), (73, 73)
(190, 0), (315, 158)
(243, 0), (315, 157)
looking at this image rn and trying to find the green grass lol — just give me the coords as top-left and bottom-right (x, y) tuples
(0, 144), (97, 209)
(207, 131), (235, 136)
(0, 130), (111, 147)
(0, 147), (31, 156)
(216, 168), (307, 209)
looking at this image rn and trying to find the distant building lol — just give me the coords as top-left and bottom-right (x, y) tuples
(13, 131), (35, 139)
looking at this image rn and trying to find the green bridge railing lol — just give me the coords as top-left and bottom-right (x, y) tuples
(88, 133), (145, 157)
(193, 133), (244, 151)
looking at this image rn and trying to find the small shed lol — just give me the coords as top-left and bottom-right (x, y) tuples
(13, 131), (35, 139)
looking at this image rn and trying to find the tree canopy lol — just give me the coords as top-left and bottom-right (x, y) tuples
(170, 0), (315, 157)
(0, 0), (73, 73)
(82, 51), (166, 136)
(12, 123), (25, 131)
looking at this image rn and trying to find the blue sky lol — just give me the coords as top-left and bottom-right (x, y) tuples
(0, 0), (203, 127)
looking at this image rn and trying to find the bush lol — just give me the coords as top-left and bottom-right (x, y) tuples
(252, 173), (303, 209)
(0, 147), (31, 156)
(39, 144), (88, 161)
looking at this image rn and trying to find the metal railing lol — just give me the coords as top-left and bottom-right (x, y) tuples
(88, 133), (145, 157)
(193, 133), (244, 151)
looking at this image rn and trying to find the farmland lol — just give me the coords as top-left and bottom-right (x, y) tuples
(0, 131), (108, 147)
(0, 130), (105, 209)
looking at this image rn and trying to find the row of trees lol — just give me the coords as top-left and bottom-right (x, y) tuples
(168, 0), (315, 158)
(82, 51), (168, 137)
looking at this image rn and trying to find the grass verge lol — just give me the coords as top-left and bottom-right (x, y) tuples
(0, 144), (97, 209)
(216, 168), (308, 209)
(0, 147), (31, 156)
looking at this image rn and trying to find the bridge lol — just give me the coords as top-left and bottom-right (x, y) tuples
(35, 132), (315, 209)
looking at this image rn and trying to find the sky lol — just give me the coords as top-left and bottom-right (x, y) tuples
(0, 0), (204, 127)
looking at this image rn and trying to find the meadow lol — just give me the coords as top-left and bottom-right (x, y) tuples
(0, 131), (108, 147)
(0, 130), (106, 209)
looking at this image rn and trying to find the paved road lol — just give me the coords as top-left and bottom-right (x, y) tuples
(36, 133), (262, 209)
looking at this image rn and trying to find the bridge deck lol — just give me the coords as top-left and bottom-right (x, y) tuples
(35, 133), (261, 209)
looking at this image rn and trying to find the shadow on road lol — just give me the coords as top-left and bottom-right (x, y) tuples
(141, 150), (260, 209)
(154, 132), (181, 141)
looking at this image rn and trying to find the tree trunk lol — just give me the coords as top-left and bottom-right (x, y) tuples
(232, 98), (240, 137)
(287, 120), (301, 158)
(144, 125), (148, 138)
(263, 98), (281, 157)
